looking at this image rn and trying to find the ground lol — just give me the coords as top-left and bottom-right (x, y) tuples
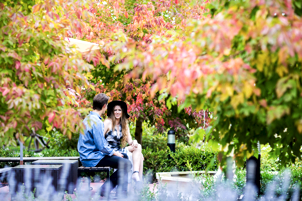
(0, 180), (157, 201)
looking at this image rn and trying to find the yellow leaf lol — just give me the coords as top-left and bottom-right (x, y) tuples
(220, 92), (229, 102)
(219, 84), (233, 101)
(86, 72), (93, 79)
(246, 150), (255, 159)
(243, 82), (253, 98)
(76, 86), (81, 94)
(67, 130), (72, 139)
(90, 84), (95, 91)
(256, 52), (267, 72)
(295, 119), (302, 133)
(225, 85), (233, 96)
(230, 93), (244, 109)
(276, 65), (288, 77)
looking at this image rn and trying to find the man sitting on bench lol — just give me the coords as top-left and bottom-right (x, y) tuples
(77, 93), (131, 196)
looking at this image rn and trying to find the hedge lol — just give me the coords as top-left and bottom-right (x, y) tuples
(0, 146), (218, 181)
(142, 146), (217, 176)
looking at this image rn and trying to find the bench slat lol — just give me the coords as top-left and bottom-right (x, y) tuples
(0, 157), (79, 162)
(78, 166), (110, 170)
(0, 168), (12, 174)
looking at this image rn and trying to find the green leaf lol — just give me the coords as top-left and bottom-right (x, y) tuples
(189, 128), (205, 143)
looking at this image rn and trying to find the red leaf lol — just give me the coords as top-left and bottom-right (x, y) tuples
(2, 88), (9, 96)
(15, 61), (21, 69)
(48, 112), (55, 123)
(38, 83), (43, 89)
(53, 121), (58, 128)
(24, 64), (30, 72)
(13, 121), (17, 129)
(44, 57), (49, 65)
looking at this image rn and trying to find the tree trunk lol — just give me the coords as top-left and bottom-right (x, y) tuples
(135, 118), (143, 145)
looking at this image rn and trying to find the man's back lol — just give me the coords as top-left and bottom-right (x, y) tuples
(77, 111), (114, 167)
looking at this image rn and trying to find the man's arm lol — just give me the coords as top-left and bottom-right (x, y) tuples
(93, 120), (115, 156)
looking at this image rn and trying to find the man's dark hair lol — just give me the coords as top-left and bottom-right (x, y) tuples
(93, 93), (109, 111)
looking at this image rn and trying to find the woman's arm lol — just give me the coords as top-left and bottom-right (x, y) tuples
(126, 123), (133, 145)
(126, 124), (139, 147)
(103, 118), (112, 136)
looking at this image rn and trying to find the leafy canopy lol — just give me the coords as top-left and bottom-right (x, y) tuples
(113, 0), (302, 165)
(62, 0), (211, 134)
(0, 1), (92, 145)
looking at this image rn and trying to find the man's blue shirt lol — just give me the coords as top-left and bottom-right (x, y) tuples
(77, 111), (115, 167)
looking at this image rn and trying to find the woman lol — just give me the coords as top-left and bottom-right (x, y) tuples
(103, 101), (144, 182)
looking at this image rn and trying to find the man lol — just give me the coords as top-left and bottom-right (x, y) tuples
(77, 93), (131, 196)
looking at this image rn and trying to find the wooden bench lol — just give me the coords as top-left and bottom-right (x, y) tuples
(0, 157), (79, 162)
(0, 157), (112, 190)
(0, 168), (12, 187)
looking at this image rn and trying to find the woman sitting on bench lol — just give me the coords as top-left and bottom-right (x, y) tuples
(103, 101), (144, 182)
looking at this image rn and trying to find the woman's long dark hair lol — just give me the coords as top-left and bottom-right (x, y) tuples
(109, 105), (128, 148)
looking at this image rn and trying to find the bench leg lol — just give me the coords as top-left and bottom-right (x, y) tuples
(78, 171), (93, 191)
(88, 176), (91, 190)
(106, 168), (110, 184)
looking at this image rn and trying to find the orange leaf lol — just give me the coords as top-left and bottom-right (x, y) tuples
(259, 99), (267, 107)
(32, 4), (41, 13)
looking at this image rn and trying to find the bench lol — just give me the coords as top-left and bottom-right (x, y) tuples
(78, 166), (111, 190)
(0, 157), (79, 162)
(0, 168), (12, 187)
(0, 157), (112, 191)
(32, 160), (79, 193)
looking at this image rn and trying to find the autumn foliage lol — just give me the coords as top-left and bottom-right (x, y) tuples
(62, 0), (211, 141)
(112, 0), (302, 164)
(77, 0), (302, 164)
(0, 1), (92, 145)
(2, 0), (301, 165)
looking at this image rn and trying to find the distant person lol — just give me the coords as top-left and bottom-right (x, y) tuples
(103, 101), (144, 182)
(77, 93), (131, 196)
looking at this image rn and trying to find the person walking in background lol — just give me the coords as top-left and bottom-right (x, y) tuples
(103, 101), (144, 182)
(77, 93), (131, 196)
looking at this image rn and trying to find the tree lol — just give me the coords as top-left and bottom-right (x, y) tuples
(61, 0), (211, 144)
(113, 0), (302, 165)
(0, 1), (92, 146)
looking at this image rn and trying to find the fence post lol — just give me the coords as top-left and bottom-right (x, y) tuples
(19, 140), (23, 165)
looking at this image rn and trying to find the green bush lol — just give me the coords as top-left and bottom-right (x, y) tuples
(142, 146), (218, 181)
(142, 133), (167, 152)
(43, 129), (79, 150)
(0, 147), (36, 168)
(40, 148), (78, 157)
(260, 145), (281, 171)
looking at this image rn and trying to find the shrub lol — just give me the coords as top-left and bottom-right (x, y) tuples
(142, 133), (167, 152)
(142, 146), (218, 181)
(42, 129), (79, 150)
(0, 147), (36, 168)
